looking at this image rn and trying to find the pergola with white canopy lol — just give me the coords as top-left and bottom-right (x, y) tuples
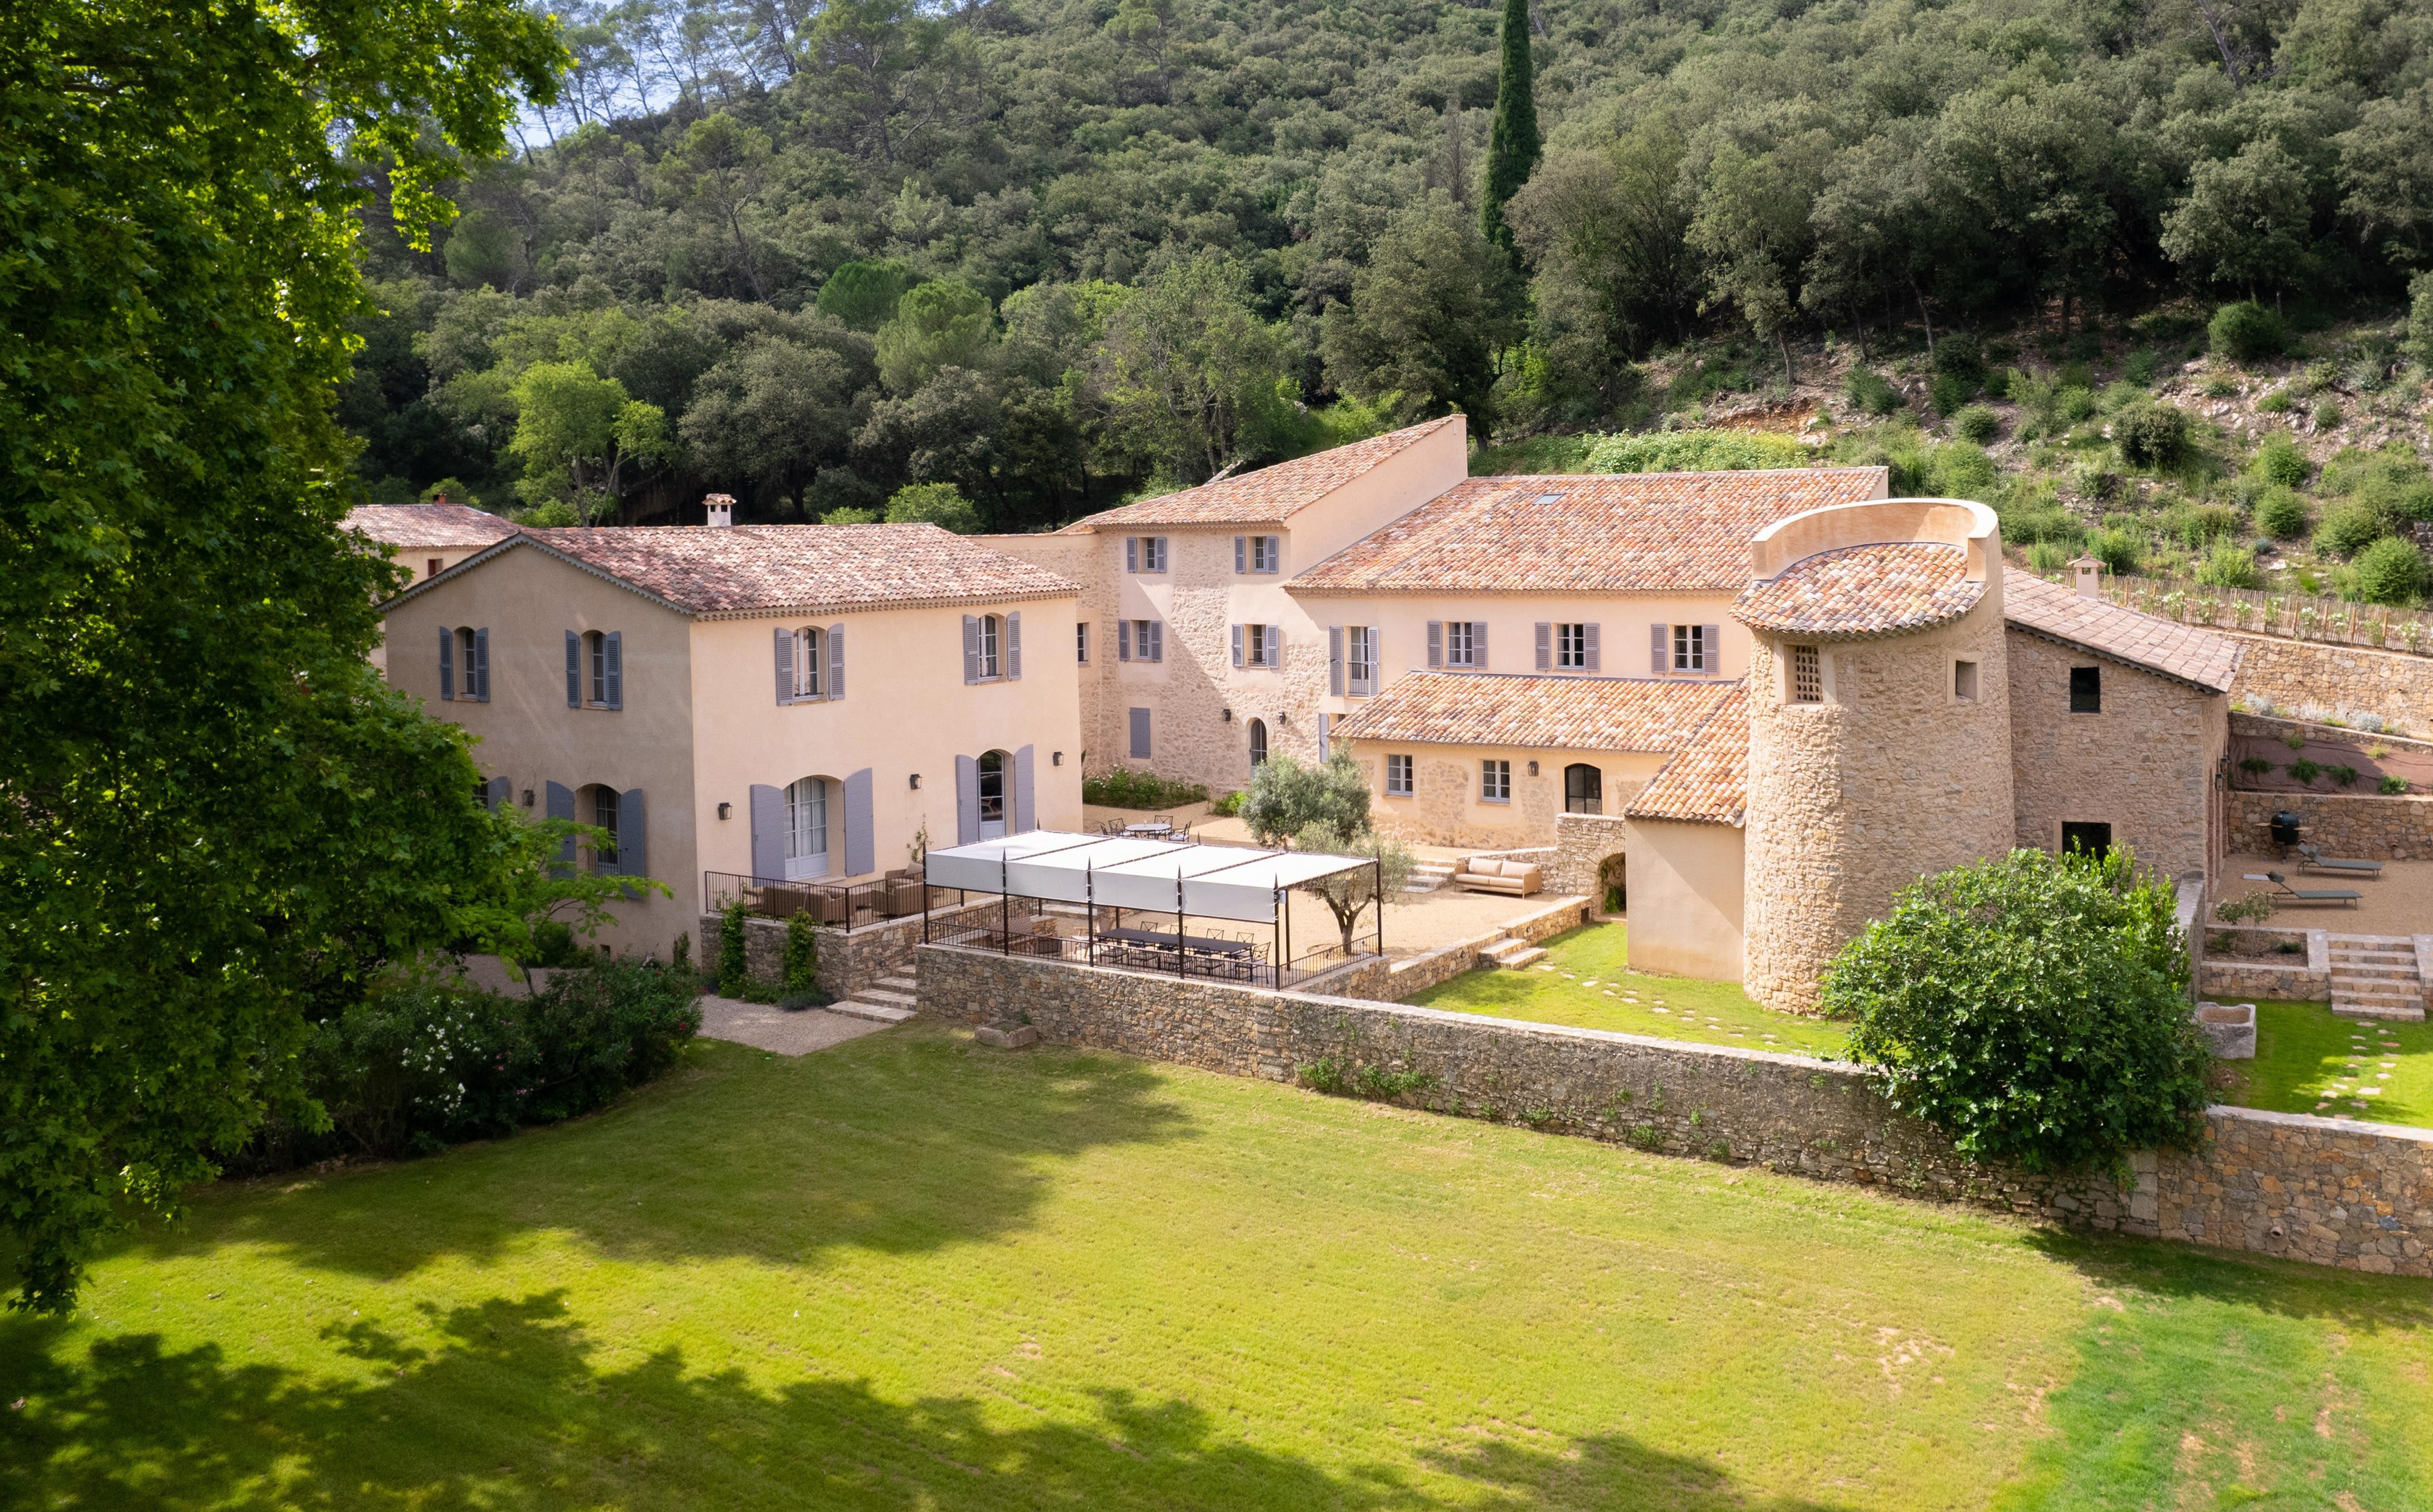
(922, 831), (1384, 983)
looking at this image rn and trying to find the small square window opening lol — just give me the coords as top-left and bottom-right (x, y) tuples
(1790, 645), (1822, 703)
(1954, 659), (1980, 701)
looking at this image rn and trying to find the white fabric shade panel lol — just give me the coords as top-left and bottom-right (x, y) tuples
(922, 831), (1374, 923)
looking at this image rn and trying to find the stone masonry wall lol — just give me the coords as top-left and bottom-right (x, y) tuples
(2225, 629), (2433, 737)
(700, 897), (1008, 998)
(2229, 788), (2433, 860)
(2198, 926), (2331, 1001)
(919, 943), (2433, 1275)
(2008, 629), (2222, 881)
(1547, 812), (1632, 897)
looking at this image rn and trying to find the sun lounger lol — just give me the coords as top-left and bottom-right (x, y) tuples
(2296, 844), (2384, 878)
(2264, 871), (2360, 907)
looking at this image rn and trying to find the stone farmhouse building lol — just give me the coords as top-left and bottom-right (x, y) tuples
(379, 521), (1085, 957)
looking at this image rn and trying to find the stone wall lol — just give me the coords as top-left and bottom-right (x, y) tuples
(918, 944), (2433, 1275)
(2229, 789), (2433, 861)
(1350, 896), (1592, 999)
(2225, 630), (2433, 738)
(1547, 812), (1631, 897)
(2198, 926), (2331, 1001)
(2008, 628), (2225, 881)
(700, 896), (1013, 998)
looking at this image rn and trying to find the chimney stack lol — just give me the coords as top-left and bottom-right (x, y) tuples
(704, 493), (735, 529)
(2068, 553), (2103, 599)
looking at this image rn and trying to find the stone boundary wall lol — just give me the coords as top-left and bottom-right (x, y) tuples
(1547, 813), (1631, 897)
(2199, 926), (2331, 1001)
(917, 943), (2433, 1275)
(702, 897), (1012, 999)
(2229, 710), (2433, 754)
(2224, 630), (2433, 737)
(1352, 896), (1592, 1001)
(2228, 789), (2433, 861)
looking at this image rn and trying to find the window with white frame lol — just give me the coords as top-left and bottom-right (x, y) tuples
(1480, 758), (1511, 803)
(455, 626), (481, 697)
(1248, 534), (1278, 572)
(1127, 535), (1168, 572)
(1672, 624), (1709, 673)
(792, 626), (825, 699)
(590, 785), (621, 868)
(1345, 626), (1376, 695)
(1556, 622), (1588, 670)
(783, 776), (830, 880)
(1446, 621), (1478, 667)
(586, 630), (610, 704)
(1236, 622), (1279, 669)
(1385, 753), (1413, 796)
(977, 614), (1003, 679)
(1120, 618), (1163, 662)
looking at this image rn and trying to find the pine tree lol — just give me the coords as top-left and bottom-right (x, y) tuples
(1480, 0), (1541, 261)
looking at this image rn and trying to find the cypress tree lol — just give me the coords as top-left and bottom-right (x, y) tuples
(1480, 0), (1541, 260)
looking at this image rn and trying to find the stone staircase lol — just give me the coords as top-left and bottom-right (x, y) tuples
(1480, 934), (1546, 970)
(1404, 860), (1457, 894)
(2327, 935), (2426, 1021)
(827, 969), (921, 1024)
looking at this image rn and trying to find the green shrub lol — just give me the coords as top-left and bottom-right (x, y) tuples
(1822, 848), (2209, 1173)
(2289, 758), (2322, 785)
(1928, 371), (1972, 416)
(2056, 385), (2098, 424)
(1932, 331), (1984, 385)
(2238, 756), (2273, 777)
(2255, 486), (2309, 537)
(2382, 774), (2412, 795)
(2314, 504), (2388, 558)
(717, 895), (750, 998)
(2209, 300), (2287, 362)
(2311, 398), (2343, 429)
(1082, 768), (1210, 810)
(523, 919), (582, 969)
(2353, 536), (2428, 605)
(1951, 404), (1999, 442)
(2330, 764), (2360, 787)
(2250, 433), (2309, 488)
(2087, 524), (2143, 575)
(1583, 428), (1808, 473)
(1925, 441), (1996, 500)
(2025, 540), (2071, 572)
(1844, 368), (1903, 417)
(1210, 789), (1245, 817)
(1240, 751), (1371, 845)
(2255, 387), (2295, 414)
(884, 482), (981, 533)
(2115, 402), (2192, 469)
(2195, 543), (2262, 589)
(2214, 893), (2274, 925)
(782, 913), (821, 998)
(2121, 347), (2159, 387)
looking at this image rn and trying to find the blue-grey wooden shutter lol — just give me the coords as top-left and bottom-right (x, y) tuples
(1231, 625), (1244, 668)
(1701, 624), (1721, 674)
(955, 754), (981, 844)
(1126, 536), (1139, 572)
(485, 775), (511, 811)
(1128, 707), (1151, 760)
(774, 627), (794, 704)
(842, 767), (874, 875)
(1535, 622), (1552, 671)
(474, 628), (490, 701)
(821, 623), (842, 699)
(962, 615), (980, 682)
(617, 788), (647, 880)
(565, 631), (580, 706)
(603, 631), (623, 708)
(1585, 623), (1600, 672)
(1328, 627), (1344, 694)
(1117, 619), (1131, 661)
(749, 783), (783, 879)
(1234, 536), (1246, 572)
(1007, 612), (1022, 680)
(1426, 621), (1442, 668)
(438, 627), (454, 701)
(546, 781), (577, 869)
(1650, 624), (1667, 675)
(1472, 622), (1487, 669)
(1146, 622), (1162, 662)
(1012, 744), (1035, 833)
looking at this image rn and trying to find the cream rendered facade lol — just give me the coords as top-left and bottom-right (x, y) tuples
(1619, 819), (1745, 980)
(382, 543), (1082, 959)
(1349, 740), (1673, 849)
(982, 418), (1470, 793)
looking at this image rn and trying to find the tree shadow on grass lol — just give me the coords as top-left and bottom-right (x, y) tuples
(1, 1291), (1859, 1512)
(2022, 1227), (2433, 1331)
(129, 1028), (1197, 1283)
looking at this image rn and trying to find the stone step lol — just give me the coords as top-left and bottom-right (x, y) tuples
(1414, 861), (1458, 875)
(1490, 945), (1547, 969)
(860, 986), (920, 1010)
(2331, 965), (2418, 982)
(2328, 950), (2413, 966)
(2331, 976), (2419, 997)
(875, 974), (920, 993)
(825, 999), (918, 1024)
(1479, 937), (1544, 969)
(2331, 998), (2427, 1022)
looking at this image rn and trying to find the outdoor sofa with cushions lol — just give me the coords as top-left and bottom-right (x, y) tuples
(1454, 856), (1544, 897)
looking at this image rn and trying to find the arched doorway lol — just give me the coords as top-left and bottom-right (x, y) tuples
(1248, 718), (1269, 767)
(978, 749), (1008, 838)
(784, 776), (831, 879)
(1564, 763), (1603, 814)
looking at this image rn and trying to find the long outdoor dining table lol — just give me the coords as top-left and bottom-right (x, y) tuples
(1098, 925), (1252, 957)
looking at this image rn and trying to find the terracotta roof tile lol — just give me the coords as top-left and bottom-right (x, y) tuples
(1624, 682), (1751, 827)
(390, 523), (1078, 618)
(1732, 542), (1984, 640)
(1069, 418), (1462, 530)
(2002, 572), (2243, 692)
(1288, 467), (1888, 595)
(1332, 671), (1738, 752)
(345, 502), (520, 549)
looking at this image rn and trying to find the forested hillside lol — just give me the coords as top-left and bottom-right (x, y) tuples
(342, 0), (2433, 534)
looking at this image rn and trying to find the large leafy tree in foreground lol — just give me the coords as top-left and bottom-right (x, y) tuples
(0, 0), (564, 1311)
(1821, 847), (2211, 1175)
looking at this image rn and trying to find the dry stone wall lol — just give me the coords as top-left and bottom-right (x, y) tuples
(2229, 789), (2433, 860)
(2225, 630), (2433, 737)
(919, 944), (2433, 1275)
(1547, 812), (1632, 897)
(2007, 629), (2223, 880)
(700, 898), (1008, 998)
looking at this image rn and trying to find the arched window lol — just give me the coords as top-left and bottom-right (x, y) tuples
(792, 627), (824, 699)
(785, 776), (830, 879)
(978, 749), (1007, 838)
(1248, 718), (1268, 767)
(1564, 763), (1603, 815)
(579, 782), (621, 869)
(977, 615), (1003, 680)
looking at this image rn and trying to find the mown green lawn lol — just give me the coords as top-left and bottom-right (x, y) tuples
(2220, 1000), (2433, 1130)
(1411, 923), (1851, 1058)
(6, 1026), (2429, 1510)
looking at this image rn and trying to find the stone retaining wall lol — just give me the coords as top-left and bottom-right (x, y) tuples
(1353, 896), (1592, 1000)
(2197, 925), (2329, 1001)
(702, 897), (1012, 999)
(1546, 813), (1631, 897)
(2225, 630), (2433, 737)
(918, 943), (2433, 1275)
(2228, 789), (2433, 860)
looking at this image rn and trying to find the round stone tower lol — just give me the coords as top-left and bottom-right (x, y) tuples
(1734, 498), (2015, 1012)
